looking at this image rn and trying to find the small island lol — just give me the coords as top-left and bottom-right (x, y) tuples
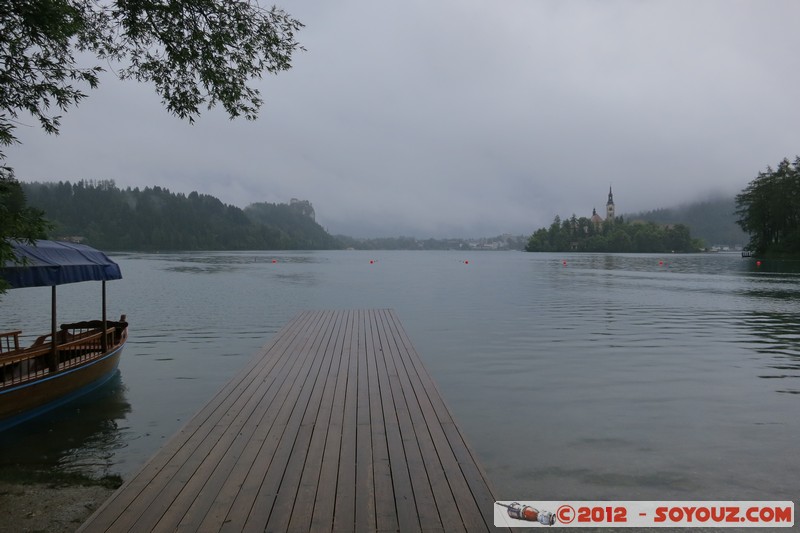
(525, 187), (702, 253)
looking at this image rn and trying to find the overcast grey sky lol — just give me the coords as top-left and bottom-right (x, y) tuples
(8, 0), (800, 238)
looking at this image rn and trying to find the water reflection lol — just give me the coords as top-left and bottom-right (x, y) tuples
(742, 312), (800, 395)
(146, 252), (329, 277)
(0, 373), (130, 483)
(126, 251), (326, 265)
(575, 253), (754, 275)
(274, 272), (319, 286)
(743, 258), (800, 274)
(167, 264), (239, 274)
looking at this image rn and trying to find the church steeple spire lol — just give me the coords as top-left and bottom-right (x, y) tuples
(606, 186), (615, 222)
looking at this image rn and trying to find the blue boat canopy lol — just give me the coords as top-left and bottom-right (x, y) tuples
(1, 240), (122, 288)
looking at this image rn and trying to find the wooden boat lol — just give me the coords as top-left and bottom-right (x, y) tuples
(0, 240), (128, 431)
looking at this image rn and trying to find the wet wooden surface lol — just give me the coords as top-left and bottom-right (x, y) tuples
(80, 309), (500, 532)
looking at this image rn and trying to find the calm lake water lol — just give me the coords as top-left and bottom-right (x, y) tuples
(1, 250), (798, 503)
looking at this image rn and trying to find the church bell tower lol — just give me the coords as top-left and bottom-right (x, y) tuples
(606, 186), (615, 222)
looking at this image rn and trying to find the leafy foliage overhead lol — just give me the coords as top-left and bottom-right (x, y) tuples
(0, 0), (303, 168)
(0, 0), (302, 292)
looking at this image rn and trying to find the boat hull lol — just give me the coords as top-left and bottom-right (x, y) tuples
(0, 343), (124, 431)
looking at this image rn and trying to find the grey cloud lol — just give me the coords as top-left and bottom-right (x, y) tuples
(8, 0), (800, 238)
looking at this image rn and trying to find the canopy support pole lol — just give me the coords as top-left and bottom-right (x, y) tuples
(50, 286), (58, 372)
(102, 281), (108, 351)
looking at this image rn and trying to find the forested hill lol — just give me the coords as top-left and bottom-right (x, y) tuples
(21, 180), (342, 251)
(626, 196), (747, 247)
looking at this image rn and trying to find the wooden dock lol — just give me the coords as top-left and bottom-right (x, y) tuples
(80, 309), (501, 532)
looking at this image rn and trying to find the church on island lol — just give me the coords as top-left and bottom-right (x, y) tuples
(590, 186), (615, 226)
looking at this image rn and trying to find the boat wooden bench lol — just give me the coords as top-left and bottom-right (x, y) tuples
(0, 323), (124, 387)
(0, 330), (22, 355)
(0, 340), (52, 385)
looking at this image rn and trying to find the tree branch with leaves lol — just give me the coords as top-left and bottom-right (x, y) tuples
(0, 0), (303, 290)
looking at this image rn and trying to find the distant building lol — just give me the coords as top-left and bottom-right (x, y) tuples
(606, 186), (615, 221)
(590, 186), (615, 227)
(590, 208), (604, 226)
(59, 235), (86, 244)
(289, 198), (316, 221)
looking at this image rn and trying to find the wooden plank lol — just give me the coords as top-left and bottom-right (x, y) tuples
(375, 309), (448, 532)
(350, 309), (374, 533)
(135, 310), (327, 532)
(168, 311), (332, 531)
(291, 309), (350, 531)
(373, 309), (422, 533)
(268, 309), (346, 531)
(80, 309), (503, 533)
(384, 309), (497, 532)
(192, 311), (334, 531)
(379, 311), (464, 533)
(366, 309), (398, 533)
(223, 310), (339, 532)
(310, 309), (354, 531)
(80, 310), (318, 532)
